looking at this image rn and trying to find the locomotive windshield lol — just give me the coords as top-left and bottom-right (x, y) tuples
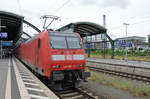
(49, 32), (82, 49)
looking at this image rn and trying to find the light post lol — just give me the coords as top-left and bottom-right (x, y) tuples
(123, 23), (129, 61)
(84, 33), (91, 57)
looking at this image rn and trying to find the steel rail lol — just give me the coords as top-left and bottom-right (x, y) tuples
(54, 88), (98, 99)
(87, 60), (150, 70)
(87, 65), (150, 83)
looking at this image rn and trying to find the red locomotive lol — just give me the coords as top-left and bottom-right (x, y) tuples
(18, 31), (90, 90)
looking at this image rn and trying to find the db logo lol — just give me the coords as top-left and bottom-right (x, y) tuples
(66, 55), (72, 60)
(66, 50), (70, 54)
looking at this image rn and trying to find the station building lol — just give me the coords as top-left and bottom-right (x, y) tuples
(114, 36), (149, 50)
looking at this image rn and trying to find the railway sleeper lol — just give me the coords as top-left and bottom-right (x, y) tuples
(63, 95), (83, 99)
(60, 92), (80, 97)
(58, 90), (75, 94)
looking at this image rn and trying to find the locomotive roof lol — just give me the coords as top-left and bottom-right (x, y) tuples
(57, 22), (107, 37)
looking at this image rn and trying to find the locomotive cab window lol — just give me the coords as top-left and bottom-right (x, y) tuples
(50, 36), (67, 49)
(49, 32), (82, 49)
(67, 37), (81, 49)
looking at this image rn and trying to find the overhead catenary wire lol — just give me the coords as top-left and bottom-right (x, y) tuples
(109, 18), (150, 30)
(53, 0), (71, 14)
(43, 0), (71, 29)
(106, 14), (150, 30)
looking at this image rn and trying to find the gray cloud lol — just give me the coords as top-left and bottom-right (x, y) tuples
(68, 0), (99, 7)
(75, 0), (129, 9)
(79, 0), (98, 6)
(100, 0), (130, 9)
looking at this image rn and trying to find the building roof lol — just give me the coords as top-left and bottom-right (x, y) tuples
(115, 36), (146, 40)
(57, 22), (107, 37)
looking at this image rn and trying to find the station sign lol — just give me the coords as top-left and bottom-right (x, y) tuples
(126, 42), (133, 47)
(119, 40), (133, 47)
(2, 41), (13, 47)
(86, 43), (92, 48)
(0, 32), (8, 38)
(119, 40), (126, 46)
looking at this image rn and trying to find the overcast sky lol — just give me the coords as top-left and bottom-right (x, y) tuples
(1, 0), (150, 40)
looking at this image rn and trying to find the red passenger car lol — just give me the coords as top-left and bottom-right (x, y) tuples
(18, 31), (90, 90)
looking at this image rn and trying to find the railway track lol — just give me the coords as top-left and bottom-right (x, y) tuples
(87, 65), (150, 83)
(54, 88), (98, 99)
(18, 57), (98, 99)
(86, 60), (150, 70)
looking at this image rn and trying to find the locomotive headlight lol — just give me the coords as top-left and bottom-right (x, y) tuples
(53, 65), (60, 69)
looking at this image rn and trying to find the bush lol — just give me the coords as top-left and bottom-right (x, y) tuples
(114, 50), (124, 56)
(90, 49), (150, 57)
(91, 50), (102, 54)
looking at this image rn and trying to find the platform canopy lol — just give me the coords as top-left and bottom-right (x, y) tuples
(57, 22), (107, 37)
(0, 11), (41, 47)
(0, 11), (24, 44)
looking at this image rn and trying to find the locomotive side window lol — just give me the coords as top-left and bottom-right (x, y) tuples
(38, 39), (41, 48)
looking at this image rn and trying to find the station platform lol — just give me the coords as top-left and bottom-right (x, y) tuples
(86, 58), (150, 68)
(0, 57), (59, 99)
